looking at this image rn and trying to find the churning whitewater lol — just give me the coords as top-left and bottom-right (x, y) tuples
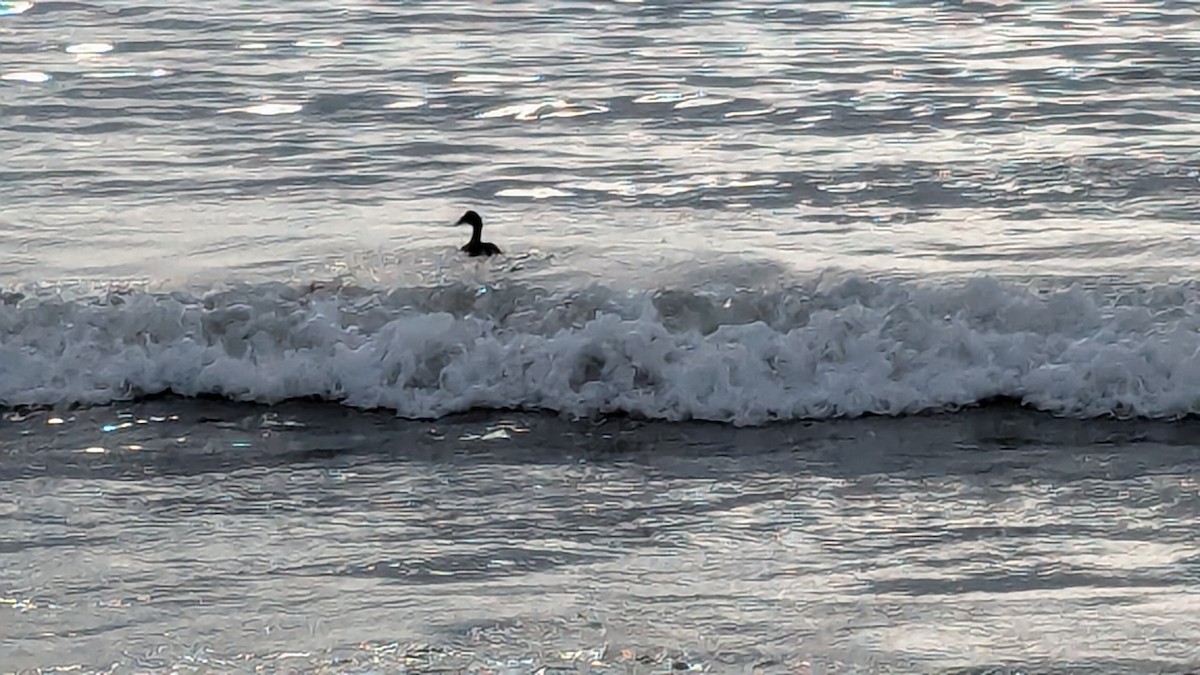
(3, 274), (1200, 424)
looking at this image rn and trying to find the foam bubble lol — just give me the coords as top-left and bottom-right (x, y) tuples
(4, 277), (1200, 424)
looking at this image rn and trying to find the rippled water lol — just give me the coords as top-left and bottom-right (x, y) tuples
(5, 2), (1200, 672)
(4, 0), (1200, 287)
(4, 403), (1200, 673)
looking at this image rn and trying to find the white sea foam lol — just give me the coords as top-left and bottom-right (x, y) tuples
(3, 276), (1200, 424)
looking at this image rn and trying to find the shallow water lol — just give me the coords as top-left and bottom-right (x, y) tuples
(4, 402), (1200, 673)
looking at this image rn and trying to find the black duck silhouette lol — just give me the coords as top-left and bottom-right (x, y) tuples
(456, 210), (501, 257)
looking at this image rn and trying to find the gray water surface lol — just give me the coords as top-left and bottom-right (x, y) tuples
(4, 1), (1200, 288)
(6, 3), (1200, 672)
(3, 403), (1200, 673)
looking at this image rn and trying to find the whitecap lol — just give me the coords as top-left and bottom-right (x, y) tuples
(634, 92), (687, 104)
(293, 38), (342, 48)
(543, 104), (608, 119)
(477, 100), (603, 122)
(66, 42), (114, 54)
(817, 181), (870, 193)
(725, 107), (775, 119)
(0, 1), (33, 15)
(1, 70), (50, 83)
(945, 110), (994, 122)
(455, 73), (540, 84)
(82, 67), (172, 80)
(6, 277), (1200, 425)
(83, 70), (137, 79)
(220, 102), (303, 116)
(384, 99), (425, 110)
(477, 102), (547, 120)
(494, 186), (573, 199)
(674, 96), (734, 110)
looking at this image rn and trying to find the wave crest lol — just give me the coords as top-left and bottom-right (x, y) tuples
(3, 275), (1200, 424)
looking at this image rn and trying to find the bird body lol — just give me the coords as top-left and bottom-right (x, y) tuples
(456, 210), (502, 257)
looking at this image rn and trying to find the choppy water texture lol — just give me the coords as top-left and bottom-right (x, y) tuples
(3, 0), (1200, 285)
(5, 1), (1200, 673)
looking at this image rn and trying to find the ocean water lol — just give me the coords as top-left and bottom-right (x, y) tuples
(3, 0), (1200, 672)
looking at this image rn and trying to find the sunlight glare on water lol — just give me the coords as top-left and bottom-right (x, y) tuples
(0, 0), (1197, 287)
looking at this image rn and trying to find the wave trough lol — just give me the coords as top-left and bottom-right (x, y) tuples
(3, 275), (1200, 425)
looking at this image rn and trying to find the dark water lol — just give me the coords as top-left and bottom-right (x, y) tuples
(3, 401), (1200, 673)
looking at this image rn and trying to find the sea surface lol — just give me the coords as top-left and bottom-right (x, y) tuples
(3, 1), (1200, 672)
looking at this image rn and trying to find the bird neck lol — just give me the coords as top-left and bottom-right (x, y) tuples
(469, 224), (483, 244)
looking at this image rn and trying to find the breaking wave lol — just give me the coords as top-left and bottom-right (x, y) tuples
(4, 273), (1200, 425)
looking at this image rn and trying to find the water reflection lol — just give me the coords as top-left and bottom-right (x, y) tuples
(1, 402), (1198, 672)
(0, 0), (1197, 283)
